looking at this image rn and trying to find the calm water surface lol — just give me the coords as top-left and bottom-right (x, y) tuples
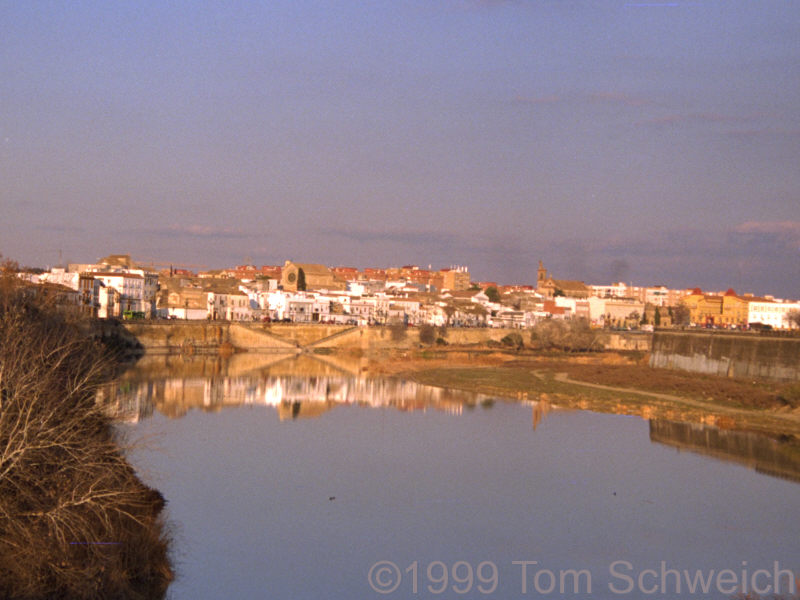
(114, 355), (800, 600)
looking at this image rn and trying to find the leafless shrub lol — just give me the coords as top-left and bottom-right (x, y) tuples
(0, 269), (172, 599)
(418, 324), (436, 345)
(671, 303), (691, 328)
(500, 332), (524, 350)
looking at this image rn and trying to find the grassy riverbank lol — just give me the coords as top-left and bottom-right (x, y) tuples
(365, 348), (800, 437)
(0, 272), (172, 599)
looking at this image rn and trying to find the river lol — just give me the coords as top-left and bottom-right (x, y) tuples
(109, 353), (800, 599)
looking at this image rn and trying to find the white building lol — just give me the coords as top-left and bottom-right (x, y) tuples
(644, 286), (670, 306)
(554, 297), (590, 320)
(287, 295), (315, 322)
(96, 283), (120, 319)
(128, 270), (159, 317)
(208, 291), (252, 321)
(591, 282), (629, 299)
(91, 272), (146, 315)
(748, 300), (800, 330)
(263, 291), (290, 320)
(40, 267), (80, 290)
(348, 298), (376, 323)
(587, 297), (609, 325)
(492, 310), (532, 328)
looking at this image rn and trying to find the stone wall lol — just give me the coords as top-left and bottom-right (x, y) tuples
(601, 332), (652, 352)
(123, 322), (230, 353)
(650, 331), (800, 381)
(124, 322), (536, 353)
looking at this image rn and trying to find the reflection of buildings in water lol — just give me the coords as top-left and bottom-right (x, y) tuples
(96, 381), (156, 423)
(106, 373), (541, 421)
(531, 400), (553, 431)
(276, 401), (334, 421)
(649, 420), (800, 484)
(252, 376), (475, 418)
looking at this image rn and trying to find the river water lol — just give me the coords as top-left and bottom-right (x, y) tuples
(111, 354), (800, 600)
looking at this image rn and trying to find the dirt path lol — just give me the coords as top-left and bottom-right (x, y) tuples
(550, 370), (800, 425)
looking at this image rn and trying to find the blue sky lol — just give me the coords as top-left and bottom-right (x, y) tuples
(2, 1), (798, 297)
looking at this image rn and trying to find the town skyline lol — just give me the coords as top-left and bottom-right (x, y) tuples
(14, 253), (800, 332)
(7, 250), (797, 302)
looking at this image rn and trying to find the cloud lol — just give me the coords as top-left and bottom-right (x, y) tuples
(724, 128), (800, 139)
(36, 224), (87, 234)
(547, 225), (800, 298)
(637, 112), (754, 127)
(317, 226), (538, 278)
(734, 220), (800, 234)
(733, 221), (800, 249)
(512, 94), (562, 106)
(319, 227), (463, 247)
(451, 0), (517, 11)
(147, 225), (259, 239)
(470, 0), (516, 6)
(588, 91), (651, 107)
(608, 259), (630, 283)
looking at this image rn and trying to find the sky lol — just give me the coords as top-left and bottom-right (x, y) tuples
(1, 1), (799, 297)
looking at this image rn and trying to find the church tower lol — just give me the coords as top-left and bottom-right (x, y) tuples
(537, 260), (547, 285)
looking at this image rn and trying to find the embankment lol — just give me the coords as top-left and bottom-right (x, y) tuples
(650, 330), (800, 382)
(122, 323), (800, 382)
(123, 322), (543, 353)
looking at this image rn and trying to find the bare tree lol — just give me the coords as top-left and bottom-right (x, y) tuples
(786, 309), (800, 330)
(418, 323), (436, 344)
(671, 304), (691, 328)
(0, 270), (172, 598)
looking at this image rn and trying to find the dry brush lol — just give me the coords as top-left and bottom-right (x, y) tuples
(0, 271), (172, 599)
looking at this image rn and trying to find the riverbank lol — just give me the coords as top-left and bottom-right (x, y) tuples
(118, 320), (800, 436)
(122, 322), (800, 383)
(0, 276), (172, 599)
(363, 348), (800, 438)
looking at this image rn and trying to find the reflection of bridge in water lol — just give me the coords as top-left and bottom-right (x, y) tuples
(101, 354), (537, 422)
(650, 420), (800, 484)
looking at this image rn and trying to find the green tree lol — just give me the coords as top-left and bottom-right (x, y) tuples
(297, 268), (306, 291)
(484, 286), (500, 303)
(654, 307), (661, 326)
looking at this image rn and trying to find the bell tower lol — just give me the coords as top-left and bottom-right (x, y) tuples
(537, 260), (547, 285)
